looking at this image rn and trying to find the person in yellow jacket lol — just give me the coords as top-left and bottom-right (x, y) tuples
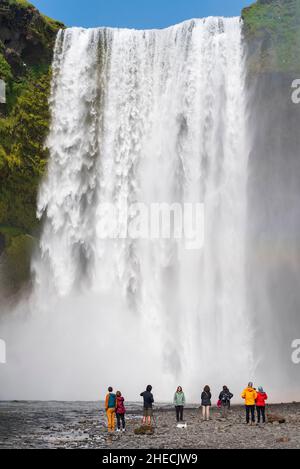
(241, 382), (257, 425)
(105, 387), (117, 432)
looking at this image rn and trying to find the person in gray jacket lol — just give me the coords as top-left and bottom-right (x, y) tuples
(173, 386), (186, 422)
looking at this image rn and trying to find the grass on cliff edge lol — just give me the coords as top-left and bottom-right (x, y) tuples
(6, 0), (32, 7)
(242, 0), (300, 72)
(4, 0), (64, 32)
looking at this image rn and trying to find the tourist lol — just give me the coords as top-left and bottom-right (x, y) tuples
(219, 386), (233, 418)
(116, 391), (126, 432)
(140, 385), (154, 426)
(201, 385), (212, 421)
(173, 386), (186, 422)
(105, 386), (117, 432)
(241, 382), (257, 425)
(255, 386), (268, 424)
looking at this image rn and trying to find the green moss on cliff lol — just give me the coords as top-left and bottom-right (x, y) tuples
(0, 71), (51, 232)
(242, 0), (300, 73)
(1, 233), (36, 293)
(0, 51), (12, 82)
(0, 225), (25, 245)
(0, 0), (63, 294)
(0, 0), (63, 233)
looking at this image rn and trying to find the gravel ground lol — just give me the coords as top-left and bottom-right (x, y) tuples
(0, 401), (299, 449)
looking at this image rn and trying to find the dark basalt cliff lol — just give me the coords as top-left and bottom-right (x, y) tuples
(0, 0), (63, 296)
(0, 0), (63, 76)
(243, 0), (300, 387)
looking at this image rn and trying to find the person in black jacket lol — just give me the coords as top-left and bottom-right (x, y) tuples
(201, 385), (212, 421)
(219, 386), (233, 419)
(140, 385), (154, 426)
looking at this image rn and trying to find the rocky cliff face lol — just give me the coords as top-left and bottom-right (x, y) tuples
(243, 0), (300, 390)
(0, 0), (63, 76)
(242, 0), (300, 74)
(0, 0), (63, 298)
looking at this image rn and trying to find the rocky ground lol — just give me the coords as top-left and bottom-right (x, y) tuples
(0, 401), (299, 449)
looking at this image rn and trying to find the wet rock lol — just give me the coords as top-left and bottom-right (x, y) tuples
(267, 414), (286, 424)
(134, 426), (155, 436)
(276, 437), (290, 443)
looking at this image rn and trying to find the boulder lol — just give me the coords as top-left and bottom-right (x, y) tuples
(134, 426), (155, 436)
(267, 414), (286, 424)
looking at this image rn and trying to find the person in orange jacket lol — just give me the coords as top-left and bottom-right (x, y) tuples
(241, 382), (257, 425)
(105, 386), (117, 432)
(255, 386), (268, 424)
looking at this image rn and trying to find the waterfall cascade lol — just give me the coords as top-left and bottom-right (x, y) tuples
(0, 18), (254, 400)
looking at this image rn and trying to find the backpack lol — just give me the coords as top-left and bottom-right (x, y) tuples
(108, 393), (116, 408)
(221, 391), (233, 403)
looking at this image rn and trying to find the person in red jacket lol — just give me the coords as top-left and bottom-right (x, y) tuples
(116, 391), (126, 432)
(255, 386), (268, 424)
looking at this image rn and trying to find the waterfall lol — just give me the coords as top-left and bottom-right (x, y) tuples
(0, 18), (254, 400)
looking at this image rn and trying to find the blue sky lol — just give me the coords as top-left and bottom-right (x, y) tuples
(32, 0), (251, 29)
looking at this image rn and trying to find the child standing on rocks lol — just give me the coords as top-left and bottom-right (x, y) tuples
(116, 391), (126, 432)
(255, 386), (268, 424)
(173, 386), (186, 422)
(105, 386), (117, 432)
(201, 385), (212, 421)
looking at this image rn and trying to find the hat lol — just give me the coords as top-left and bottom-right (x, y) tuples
(258, 386), (264, 393)
(248, 382), (253, 388)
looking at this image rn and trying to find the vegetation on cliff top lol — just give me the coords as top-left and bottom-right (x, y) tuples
(4, 0), (63, 33)
(242, 0), (300, 73)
